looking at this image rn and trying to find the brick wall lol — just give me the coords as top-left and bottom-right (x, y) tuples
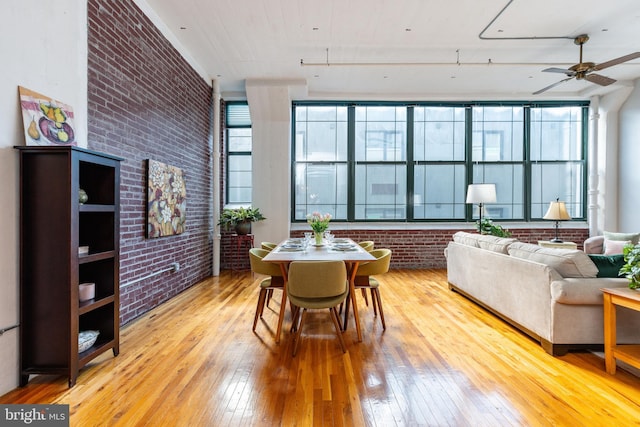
(292, 227), (590, 269)
(87, 0), (213, 324)
(223, 226), (590, 270)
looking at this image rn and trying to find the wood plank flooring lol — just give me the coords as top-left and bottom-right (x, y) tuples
(3, 269), (640, 426)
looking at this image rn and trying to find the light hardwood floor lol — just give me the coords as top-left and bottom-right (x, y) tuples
(3, 269), (640, 426)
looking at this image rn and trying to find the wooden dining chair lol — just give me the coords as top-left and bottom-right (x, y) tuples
(249, 248), (284, 332)
(286, 261), (348, 356)
(354, 248), (391, 330)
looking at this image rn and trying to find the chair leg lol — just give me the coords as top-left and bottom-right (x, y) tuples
(361, 288), (369, 306)
(330, 307), (347, 353)
(253, 289), (268, 331)
(370, 289), (378, 316)
(290, 305), (300, 333)
(266, 289), (273, 307)
(372, 288), (386, 330)
(292, 309), (307, 357)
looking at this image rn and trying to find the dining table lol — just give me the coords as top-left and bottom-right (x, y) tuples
(262, 237), (375, 344)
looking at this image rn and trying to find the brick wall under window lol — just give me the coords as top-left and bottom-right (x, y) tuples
(222, 227), (590, 270)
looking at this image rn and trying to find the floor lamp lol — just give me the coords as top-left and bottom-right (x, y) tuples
(543, 198), (571, 243)
(466, 184), (496, 234)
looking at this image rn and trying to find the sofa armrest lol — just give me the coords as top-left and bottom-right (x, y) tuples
(551, 277), (627, 304)
(584, 235), (604, 254)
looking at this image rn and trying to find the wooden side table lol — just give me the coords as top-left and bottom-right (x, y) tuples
(231, 233), (254, 270)
(538, 241), (578, 250)
(601, 287), (640, 374)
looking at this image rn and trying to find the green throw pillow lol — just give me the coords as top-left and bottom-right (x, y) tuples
(588, 254), (625, 278)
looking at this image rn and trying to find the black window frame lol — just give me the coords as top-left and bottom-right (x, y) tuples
(291, 100), (589, 223)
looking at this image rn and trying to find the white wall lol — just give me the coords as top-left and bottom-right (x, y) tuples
(619, 80), (640, 232)
(245, 79), (307, 246)
(595, 85), (635, 234)
(0, 0), (87, 395)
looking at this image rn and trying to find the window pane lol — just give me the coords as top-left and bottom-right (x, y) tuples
(414, 106), (465, 161)
(531, 163), (583, 218)
(228, 128), (252, 152)
(472, 164), (524, 220)
(295, 107), (348, 161)
(414, 164), (466, 219)
(294, 163), (347, 220)
(226, 103), (251, 126)
(355, 106), (406, 161)
(227, 154), (251, 204)
(472, 106), (524, 161)
(354, 164), (406, 220)
(530, 106), (583, 161)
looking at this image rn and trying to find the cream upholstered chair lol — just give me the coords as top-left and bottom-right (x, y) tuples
(249, 248), (284, 332)
(287, 261), (348, 356)
(358, 241), (374, 252)
(354, 248), (391, 330)
(261, 242), (278, 251)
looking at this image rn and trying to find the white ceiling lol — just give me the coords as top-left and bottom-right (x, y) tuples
(142, 0), (640, 100)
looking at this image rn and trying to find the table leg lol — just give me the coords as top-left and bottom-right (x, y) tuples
(603, 293), (617, 374)
(274, 262), (289, 344)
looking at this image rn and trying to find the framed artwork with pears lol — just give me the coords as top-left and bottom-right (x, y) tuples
(18, 86), (77, 146)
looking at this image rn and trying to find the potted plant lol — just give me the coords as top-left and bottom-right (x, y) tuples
(218, 206), (266, 235)
(477, 218), (512, 237)
(620, 243), (640, 289)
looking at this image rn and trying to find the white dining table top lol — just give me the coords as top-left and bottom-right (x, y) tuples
(262, 238), (375, 263)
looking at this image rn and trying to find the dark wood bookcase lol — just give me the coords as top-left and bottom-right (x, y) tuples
(16, 146), (122, 387)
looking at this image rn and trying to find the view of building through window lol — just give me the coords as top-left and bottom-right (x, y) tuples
(226, 102), (252, 205)
(292, 102), (587, 223)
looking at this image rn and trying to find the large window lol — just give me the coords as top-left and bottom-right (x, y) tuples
(226, 102), (252, 204)
(529, 106), (585, 218)
(413, 106), (466, 219)
(355, 106), (407, 220)
(292, 102), (588, 223)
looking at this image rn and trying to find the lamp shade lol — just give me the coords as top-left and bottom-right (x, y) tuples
(543, 200), (571, 221)
(466, 184), (497, 204)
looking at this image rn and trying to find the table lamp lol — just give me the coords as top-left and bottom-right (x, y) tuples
(543, 198), (571, 243)
(466, 183), (496, 234)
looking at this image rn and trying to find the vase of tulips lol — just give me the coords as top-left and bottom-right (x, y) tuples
(307, 212), (332, 245)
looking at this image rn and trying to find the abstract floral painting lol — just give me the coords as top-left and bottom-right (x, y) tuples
(18, 86), (77, 146)
(147, 159), (187, 238)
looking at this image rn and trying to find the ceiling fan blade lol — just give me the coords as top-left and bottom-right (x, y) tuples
(533, 77), (574, 95)
(585, 73), (616, 86)
(542, 67), (576, 76)
(594, 52), (640, 71)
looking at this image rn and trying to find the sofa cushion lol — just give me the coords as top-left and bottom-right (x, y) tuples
(603, 239), (630, 255)
(476, 235), (517, 254)
(452, 231), (480, 247)
(588, 254), (625, 278)
(452, 231), (516, 253)
(508, 242), (598, 278)
(604, 231), (640, 245)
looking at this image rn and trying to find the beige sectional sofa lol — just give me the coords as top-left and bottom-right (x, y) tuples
(445, 232), (640, 356)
